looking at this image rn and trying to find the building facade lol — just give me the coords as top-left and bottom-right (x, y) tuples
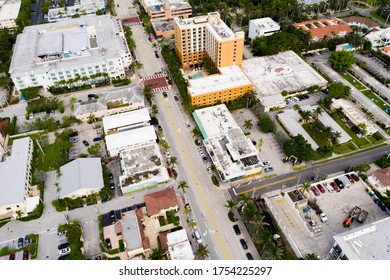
(142, 0), (192, 21)
(0, 0), (21, 29)
(9, 15), (132, 91)
(174, 12), (244, 69)
(47, 0), (106, 22)
(248, 17), (280, 40)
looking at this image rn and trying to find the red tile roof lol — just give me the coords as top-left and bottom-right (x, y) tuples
(373, 167), (390, 187)
(0, 119), (9, 138)
(145, 188), (179, 216)
(293, 18), (352, 40)
(342, 16), (379, 28)
(158, 231), (170, 251)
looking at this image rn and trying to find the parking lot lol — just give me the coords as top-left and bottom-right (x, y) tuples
(355, 52), (390, 80)
(264, 172), (389, 259)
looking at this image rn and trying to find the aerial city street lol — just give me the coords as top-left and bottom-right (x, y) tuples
(1, 0), (390, 262)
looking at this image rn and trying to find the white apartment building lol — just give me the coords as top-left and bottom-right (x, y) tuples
(0, 0), (21, 29)
(9, 15), (132, 91)
(174, 12), (245, 69)
(0, 137), (39, 220)
(248, 17), (280, 40)
(47, 0), (106, 22)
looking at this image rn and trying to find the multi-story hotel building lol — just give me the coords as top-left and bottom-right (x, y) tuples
(0, 0), (21, 29)
(9, 15), (132, 91)
(141, 0), (192, 21)
(174, 12), (244, 69)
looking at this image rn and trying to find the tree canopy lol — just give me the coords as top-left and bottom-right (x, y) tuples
(328, 50), (355, 73)
(328, 82), (351, 99)
(283, 134), (315, 162)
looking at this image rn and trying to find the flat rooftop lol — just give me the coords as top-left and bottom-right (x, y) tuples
(188, 65), (252, 97)
(193, 104), (260, 181)
(48, 0), (106, 17)
(0, 137), (31, 206)
(106, 126), (157, 152)
(242, 51), (327, 97)
(277, 109), (319, 149)
(0, 0), (21, 21)
(9, 15), (128, 76)
(122, 211), (143, 251)
(333, 217), (390, 260)
(250, 17), (280, 31)
(175, 12), (236, 40)
(167, 229), (194, 260)
(151, 18), (174, 33)
(103, 108), (150, 132)
(332, 99), (377, 135)
(301, 104), (352, 144)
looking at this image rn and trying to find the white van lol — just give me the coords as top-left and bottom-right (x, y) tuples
(323, 182), (334, 193)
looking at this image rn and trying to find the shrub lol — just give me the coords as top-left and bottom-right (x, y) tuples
(258, 114), (276, 133)
(212, 175), (220, 187)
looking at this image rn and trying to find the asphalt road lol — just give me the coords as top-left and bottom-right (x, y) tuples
(231, 143), (390, 199)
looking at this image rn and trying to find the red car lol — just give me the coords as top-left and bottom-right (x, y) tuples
(22, 250), (28, 260)
(9, 253), (15, 260)
(311, 186), (320, 196)
(317, 184), (326, 193)
(330, 181), (340, 192)
(346, 174), (355, 184)
(351, 173), (360, 182)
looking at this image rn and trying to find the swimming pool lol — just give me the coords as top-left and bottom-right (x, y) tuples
(342, 45), (354, 50)
(192, 72), (203, 79)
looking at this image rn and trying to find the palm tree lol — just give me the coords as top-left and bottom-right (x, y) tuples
(358, 123), (367, 135)
(143, 86), (153, 104)
(210, 163), (218, 173)
(300, 110), (311, 123)
(248, 215), (269, 239)
(196, 244), (210, 260)
(161, 140), (170, 149)
(183, 206), (191, 216)
(242, 201), (259, 222)
(333, 107), (344, 118)
(239, 193), (252, 205)
(177, 181), (189, 193)
(324, 126), (334, 139)
(331, 131), (342, 144)
(69, 97), (77, 111)
(224, 199), (238, 211)
(191, 126), (201, 137)
(256, 228), (273, 252)
(264, 243), (284, 260)
(314, 106), (323, 119)
(87, 114), (96, 124)
(243, 119), (253, 130)
(300, 182), (311, 198)
(257, 138), (264, 149)
(151, 104), (158, 115)
(168, 156), (178, 167)
(305, 253), (319, 260)
(188, 219), (197, 229)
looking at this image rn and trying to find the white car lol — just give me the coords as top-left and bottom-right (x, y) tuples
(194, 230), (203, 244)
(166, 151), (171, 159)
(56, 231), (67, 238)
(206, 166), (212, 174)
(263, 161), (271, 166)
(59, 247), (71, 256)
(198, 149), (204, 156)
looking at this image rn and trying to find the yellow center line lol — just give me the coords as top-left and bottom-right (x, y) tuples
(160, 96), (230, 259)
(236, 176), (297, 195)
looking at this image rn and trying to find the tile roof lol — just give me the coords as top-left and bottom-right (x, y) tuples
(342, 16), (379, 28)
(293, 18), (352, 40)
(144, 188), (178, 216)
(309, 24), (352, 39)
(0, 119), (9, 138)
(158, 231), (170, 251)
(136, 209), (150, 250)
(373, 167), (390, 187)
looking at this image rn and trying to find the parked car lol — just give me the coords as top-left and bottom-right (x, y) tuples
(334, 178), (344, 189)
(82, 140), (90, 147)
(194, 230), (203, 243)
(264, 167), (274, 173)
(206, 166), (212, 174)
(323, 182), (334, 193)
(155, 52), (159, 58)
(351, 173), (360, 181)
(317, 184), (326, 193)
(17, 237), (23, 249)
(263, 161), (271, 166)
(24, 235), (30, 246)
(105, 238), (112, 250)
(311, 186), (320, 196)
(346, 174), (355, 184)
(233, 225), (241, 235)
(109, 172), (114, 180)
(69, 131), (78, 138)
(163, 92), (168, 98)
(69, 137), (78, 143)
(240, 239), (248, 250)
(110, 210), (115, 220)
(273, 234), (284, 248)
(93, 137), (102, 142)
(22, 250), (29, 260)
(57, 231), (67, 238)
(174, 95), (179, 101)
(246, 253), (254, 260)
(198, 149), (204, 156)
(59, 247), (71, 256)
(58, 243), (70, 250)
(58, 254), (70, 260)
(110, 182), (115, 190)
(330, 181), (340, 192)
(9, 253), (15, 260)
(167, 167), (173, 177)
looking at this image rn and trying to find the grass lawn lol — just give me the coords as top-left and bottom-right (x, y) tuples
(360, 89), (389, 111)
(333, 142), (357, 154)
(331, 114), (372, 148)
(368, 132), (386, 144)
(302, 123), (330, 146)
(158, 216), (166, 227)
(341, 72), (366, 91)
(35, 137), (72, 172)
